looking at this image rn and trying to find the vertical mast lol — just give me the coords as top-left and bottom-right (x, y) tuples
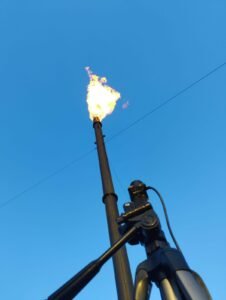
(93, 117), (133, 300)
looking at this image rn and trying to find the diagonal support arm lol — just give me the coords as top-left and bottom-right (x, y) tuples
(48, 225), (139, 300)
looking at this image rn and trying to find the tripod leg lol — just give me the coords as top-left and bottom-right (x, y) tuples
(176, 270), (212, 300)
(159, 278), (183, 300)
(134, 269), (152, 300)
(159, 271), (212, 300)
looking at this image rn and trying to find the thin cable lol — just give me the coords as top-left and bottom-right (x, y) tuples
(106, 61), (226, 142)
(0, 148), (95, 209)
(147, 186), (182, 252)
(2, 61), (226, 209)
(111, 164), (128, 199)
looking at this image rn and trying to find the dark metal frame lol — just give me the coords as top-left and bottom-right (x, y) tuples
(47, 120), (211, 300)
(47, 182), (211, 300)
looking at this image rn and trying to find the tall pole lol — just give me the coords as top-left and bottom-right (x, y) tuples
(93, 117), (133, 300)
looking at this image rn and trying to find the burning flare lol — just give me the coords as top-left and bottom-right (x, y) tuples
(85, 67), (121, 121)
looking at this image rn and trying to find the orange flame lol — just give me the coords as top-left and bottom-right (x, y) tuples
(85, 67), (121, 121)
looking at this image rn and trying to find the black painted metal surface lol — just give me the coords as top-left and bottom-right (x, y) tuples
(93, 117), (133, 300)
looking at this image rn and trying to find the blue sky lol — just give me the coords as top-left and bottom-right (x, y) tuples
(1, 0), (226, 299)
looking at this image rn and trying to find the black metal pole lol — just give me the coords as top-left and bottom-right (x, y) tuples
(93, 117), (133, 300)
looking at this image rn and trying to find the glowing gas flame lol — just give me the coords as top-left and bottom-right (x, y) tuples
(85, 67), (121, 121)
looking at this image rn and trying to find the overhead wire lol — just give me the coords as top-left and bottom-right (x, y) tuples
(106, 61), (226, 142)
(0, 149), (95, 209)
(1, 61), (226, 209)
(111, 165), (128, 199)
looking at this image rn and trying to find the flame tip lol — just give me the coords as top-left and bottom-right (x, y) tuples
(86, 68), (120, 121)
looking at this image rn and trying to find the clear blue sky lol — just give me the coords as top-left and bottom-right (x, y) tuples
(1, 0), (226, 299)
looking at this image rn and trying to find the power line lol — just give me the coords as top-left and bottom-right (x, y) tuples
(0, 149), (95, 209)
(106, 61), (226, 142)
(111, 164), (128, 199)
(1, 61), (226, 209)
